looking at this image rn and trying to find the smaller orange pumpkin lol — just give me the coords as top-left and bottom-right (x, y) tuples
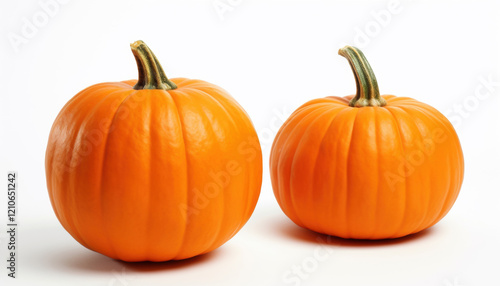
(270, 46), (464, 239)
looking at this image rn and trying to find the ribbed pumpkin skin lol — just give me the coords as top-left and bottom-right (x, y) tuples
(270, 95), (463, 239)
(46, 78), (262, 261)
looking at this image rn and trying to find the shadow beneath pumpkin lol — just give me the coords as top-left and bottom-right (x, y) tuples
(53, 246), (221, 273)
(119, 251), (219, 272)
(275, 218), (436, 247)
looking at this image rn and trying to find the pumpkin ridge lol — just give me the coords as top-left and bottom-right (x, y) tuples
(188, 88), (241, 134)
(148, 90), (189, 261)
(297, 106), (344, 232)
(97, 88), (141, 259)
(59, 85), (129, 250)
(427, 143), (454, 226)
(272, 108), (314, 225)
(61, 83), (114, 110)
(370, 108), (381, 239)
(53, 105), (87, 247)
(312, 106), (349, 234)
(69, 87), (135, 251)
(295, 98), (344, 112)
(189, 85), (246, 116)
(349, 107), (380, 238)
(405, 106), (449, 232)
(344, 108), (361, 238)
(325, 96), (351, 105)
(399, 105), (459, 233)
(46, 120), (67, 233)
(373, 106), (408, 239)
(326, 108), (357, 236)
(394, 105), (435, 234)
(188, 88), (251, 246)
(176, 79), (208, 88)
(271, 103), (327, 158)
(287, 105), (334, 227)
(274, 106), (321, 226)
(429, 134), (463, 226)
(46, 84), (118, 248)
(166, 89), (191, 260)
(384, 106), (410, 238)
(145, 90), (155, 260)
(201, 90), (262, 236)
(168, 87), (235, 259)
(417, 115), (452, 233)
(169, 77), (191, 88)
(390, 102), (428, 110)
(194, 93), (227, 255)
(381, 95), (397, 102)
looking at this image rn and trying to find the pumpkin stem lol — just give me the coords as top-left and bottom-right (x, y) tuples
(338, 46), (386, 107)
(130, 40), (177, 90)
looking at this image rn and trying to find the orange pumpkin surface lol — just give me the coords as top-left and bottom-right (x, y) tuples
(45, 41), (262, 261)
(270, 46), (464, 239)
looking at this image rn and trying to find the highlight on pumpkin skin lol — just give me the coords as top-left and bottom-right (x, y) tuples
(130, 40), (177, 91)
(338, 46), (387, 108)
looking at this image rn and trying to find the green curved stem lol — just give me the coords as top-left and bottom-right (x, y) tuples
(130, 40), (177, 90)
(338, 46), (386, 107)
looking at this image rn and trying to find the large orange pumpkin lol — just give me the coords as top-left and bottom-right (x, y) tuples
(270, 46), (464, 239)
(45, 41), (262, 261)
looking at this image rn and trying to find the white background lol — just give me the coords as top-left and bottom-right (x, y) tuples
(1, 0), (500, 285)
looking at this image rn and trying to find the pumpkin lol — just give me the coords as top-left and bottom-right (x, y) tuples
(270, 46), (464, 239)
(45, 40), (262, 261)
